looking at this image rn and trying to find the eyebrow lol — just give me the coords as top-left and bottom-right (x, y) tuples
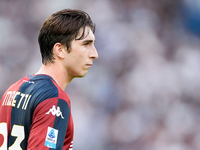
(82, 40), (95, 44)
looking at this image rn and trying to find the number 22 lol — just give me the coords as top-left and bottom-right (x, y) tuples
(0, 123), (25, 150)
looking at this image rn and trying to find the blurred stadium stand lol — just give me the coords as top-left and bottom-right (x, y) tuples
(1, 0), (200, 149)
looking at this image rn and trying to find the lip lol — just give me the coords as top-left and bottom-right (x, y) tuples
(86, 64), (92, 67)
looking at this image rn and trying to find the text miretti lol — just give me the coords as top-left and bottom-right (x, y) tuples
(2, 91), (31, 110)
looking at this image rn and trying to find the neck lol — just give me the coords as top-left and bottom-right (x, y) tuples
(35, 63), (73, 90)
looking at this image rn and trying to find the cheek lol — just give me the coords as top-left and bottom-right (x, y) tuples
(67, 55), (83, 68)
(66, 48), (87, 67)
(72, 53), (86, 63)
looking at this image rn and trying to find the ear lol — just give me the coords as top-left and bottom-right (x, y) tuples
(53, 43), (66, 59)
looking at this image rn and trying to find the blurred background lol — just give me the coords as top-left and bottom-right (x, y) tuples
(1, 0), (200, 149)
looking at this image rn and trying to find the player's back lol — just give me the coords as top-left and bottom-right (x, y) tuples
(0, 75), (59, 149)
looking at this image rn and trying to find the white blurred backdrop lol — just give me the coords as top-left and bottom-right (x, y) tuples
(1, 0), (200, 149)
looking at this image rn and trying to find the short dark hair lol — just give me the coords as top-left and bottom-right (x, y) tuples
(38, 9), (95, 64)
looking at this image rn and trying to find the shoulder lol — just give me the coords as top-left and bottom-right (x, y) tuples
(51, 80), (71, 106)
(20, 75), (59, 108)
(28, 75), (71, 107)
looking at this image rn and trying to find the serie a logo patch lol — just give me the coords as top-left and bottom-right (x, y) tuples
(45, 127), (58, 149)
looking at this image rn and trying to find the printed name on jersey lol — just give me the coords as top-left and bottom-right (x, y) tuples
(45, 126), (58, 149)
(46, 105), (65, 119)
(2, 91), (31, 110)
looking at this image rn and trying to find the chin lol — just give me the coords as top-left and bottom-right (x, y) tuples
(74, 72), (88, 78)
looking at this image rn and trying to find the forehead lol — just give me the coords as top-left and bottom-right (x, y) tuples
(76, 26), (95, 41)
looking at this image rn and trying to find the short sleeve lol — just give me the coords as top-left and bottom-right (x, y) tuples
(27, 98), (70, 150)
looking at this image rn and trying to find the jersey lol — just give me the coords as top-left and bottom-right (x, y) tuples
(0, 74), (74, 150)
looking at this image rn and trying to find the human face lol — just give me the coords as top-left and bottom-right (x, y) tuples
(64, 26), (98, 79)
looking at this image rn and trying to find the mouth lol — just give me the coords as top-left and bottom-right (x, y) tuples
(86, 64), (92, 67)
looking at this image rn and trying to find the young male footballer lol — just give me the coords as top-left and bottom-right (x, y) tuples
(0, 9), (98, 150)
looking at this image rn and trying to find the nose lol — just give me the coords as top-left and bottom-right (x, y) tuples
(90, 45), (98, 59)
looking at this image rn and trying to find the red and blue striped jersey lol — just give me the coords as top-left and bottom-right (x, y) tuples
(0, 74), (73, 150)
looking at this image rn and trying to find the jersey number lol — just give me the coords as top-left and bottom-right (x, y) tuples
(0, 123), (25, 150)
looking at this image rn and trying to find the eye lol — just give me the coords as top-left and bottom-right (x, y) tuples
(83, 42), (90, 46)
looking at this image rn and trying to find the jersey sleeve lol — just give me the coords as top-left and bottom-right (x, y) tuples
(27, 97), (70, 150)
